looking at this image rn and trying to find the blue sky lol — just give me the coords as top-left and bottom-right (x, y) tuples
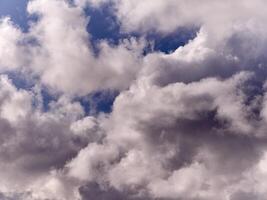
(0, 0), (29, 30)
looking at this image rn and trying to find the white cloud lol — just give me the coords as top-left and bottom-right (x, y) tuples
(1, 0), (267, 199)
(0, 18), (27, 70)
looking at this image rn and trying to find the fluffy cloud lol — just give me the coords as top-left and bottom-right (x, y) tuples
(65, 72), (266, 200)
(30, 0), (144, 95)
(105, 0), (267, 37)
(0, 0), (144, 95)
(0, 75), (101, 199)
(0, 18), (27, 70)
(1, 0), (267, 199)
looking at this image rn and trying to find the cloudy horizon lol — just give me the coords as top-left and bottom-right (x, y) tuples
(0, 0), (267, 199)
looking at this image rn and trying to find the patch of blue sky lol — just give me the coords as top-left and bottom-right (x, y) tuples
(5, 71), (34, 90)
(85, 3), (198, 54)
(0, 0), (30, 31)
(3, 71), (56, 112)
(77, 90), (119, 115)
(145, 28), (198, 54)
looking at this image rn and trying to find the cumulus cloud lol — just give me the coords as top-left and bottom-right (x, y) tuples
(0, 18), (27, 70)
(65, 72), (265, 200)
(0, 0), (144, 95)
(1, 0), (267, 199)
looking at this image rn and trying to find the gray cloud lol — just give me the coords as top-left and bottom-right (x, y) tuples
(1, 0), (267, 199)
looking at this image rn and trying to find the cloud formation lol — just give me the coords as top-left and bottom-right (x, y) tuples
(1, 0), (267, 199)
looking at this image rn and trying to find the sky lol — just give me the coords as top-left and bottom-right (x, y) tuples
(1, 0), (267, 200)
(0, 0), (28, 30)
